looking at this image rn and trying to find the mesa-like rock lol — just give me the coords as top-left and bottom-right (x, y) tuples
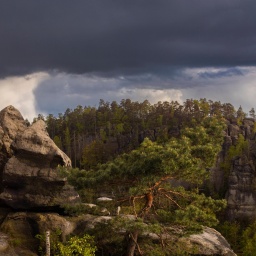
(0, 106), (79, 210)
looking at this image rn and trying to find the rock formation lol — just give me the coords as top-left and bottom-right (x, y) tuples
(0, 106), (28, 191)
(210, 118), (256, 221)
(0, 106), (79, 210)
(0, 212), (237, 256)
(226, 156), (256, 220)
(185, 227), (236, 255)
(226, 119), (256, 220)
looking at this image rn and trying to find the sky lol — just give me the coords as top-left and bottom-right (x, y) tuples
(1, 0), (256, 120)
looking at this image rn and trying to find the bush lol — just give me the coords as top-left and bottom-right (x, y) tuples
(36, 231), (96, 256)
(57, 234), (97, 256)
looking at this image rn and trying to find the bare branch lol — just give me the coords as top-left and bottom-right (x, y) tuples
(130, 232), (143, 256)
(158, 187), (187, 198)
(152, 176), (173, 189)
(163, 193), (183, 209)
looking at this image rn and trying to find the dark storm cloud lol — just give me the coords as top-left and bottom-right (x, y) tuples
(33, 72), (186, 114)
(1, 0), (256, 77)
(198, 67), (244, 79)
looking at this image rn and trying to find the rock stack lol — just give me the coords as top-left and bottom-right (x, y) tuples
(0, 105), (79, 210)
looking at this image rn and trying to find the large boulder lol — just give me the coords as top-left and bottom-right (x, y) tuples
(184, 227), (236, 255)
(0, 116), (79, 210)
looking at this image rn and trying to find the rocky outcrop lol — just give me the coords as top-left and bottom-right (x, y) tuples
(210, 118), (256, 221)
(225, 119), (256, 220)
(184, 227), (236, 255)
(144, 225), (236, 255)
(0, 106), (28, 192)
(226, 156), (256, 220)
(0, 106), (79, 210)
(0, 211), (236, 256)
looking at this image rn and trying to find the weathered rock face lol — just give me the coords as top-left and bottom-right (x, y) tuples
(225, 118), (256, 221)
(211, 118), (256, 221)
(0, 106), (27, 191)
(12, 120), (71, 167)
(0, 106), (79, 210)
(226, 156), (256, 220)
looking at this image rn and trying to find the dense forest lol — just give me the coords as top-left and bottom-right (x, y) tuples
(36, 98), (252, 168)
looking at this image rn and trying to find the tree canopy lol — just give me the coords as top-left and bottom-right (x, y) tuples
(43, 98), (246, 168)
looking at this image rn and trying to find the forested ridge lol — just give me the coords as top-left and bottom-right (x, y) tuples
(32, 98), (256, 255)
(38, 98), (252, 169)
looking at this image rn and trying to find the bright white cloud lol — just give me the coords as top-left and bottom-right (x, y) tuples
(0, 72), (49, 121)
(113, 88), (183, 104)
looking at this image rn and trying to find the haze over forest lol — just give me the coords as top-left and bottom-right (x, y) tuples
(0, 1), (256, 120)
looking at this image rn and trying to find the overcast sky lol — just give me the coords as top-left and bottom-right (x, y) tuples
(1, 0), (256, 120)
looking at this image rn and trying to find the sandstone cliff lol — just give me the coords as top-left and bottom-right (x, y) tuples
(0, 106), (79, 211)
(211, 118), (256, 221)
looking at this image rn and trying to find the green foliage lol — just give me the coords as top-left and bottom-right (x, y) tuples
(35, 229), (62, 256)
(62, 203), (94, 216)
(249, 107), (256, 119)
(58, 114), (227, 254)
(81, 140), (108, 169)
(90, 216), (202, 255)
(175, 194), (227, 229)
(45, 98), (242, 169)
(45, 99), (256, 255)
(231, 134), (249, 158)
(217, 133), (250, 198)
(81, 116), (225, 192)
(236, 105), (247, 125)
(240, 221), (256, 256)
(217, 220), (256, 255)
(36, 230), (96, 256)
(54, 135), (63, 149)
(217, 221), (241, 252)
(221, 134), (249, 174)
(57, 235), (96, 256)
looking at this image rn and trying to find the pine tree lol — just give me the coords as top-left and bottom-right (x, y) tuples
(68, 116), (226, 255)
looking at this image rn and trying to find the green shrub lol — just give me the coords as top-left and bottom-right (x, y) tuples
(240, 221), (256, 256)
(36, 230), (96, 256)
(57, 234), (96, 256)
